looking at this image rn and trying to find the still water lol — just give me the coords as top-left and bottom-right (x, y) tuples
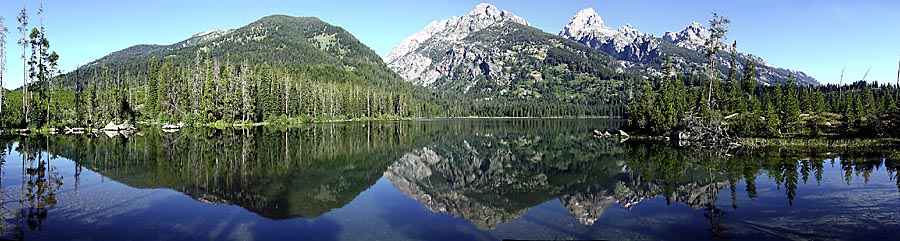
(0, 119), (899, 240)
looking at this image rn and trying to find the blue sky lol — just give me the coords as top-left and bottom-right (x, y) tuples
(0, 0), (898, 88)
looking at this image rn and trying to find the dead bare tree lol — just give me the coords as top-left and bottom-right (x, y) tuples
(861, 67), (871, 81)
(0, 17), (7, 117)
(17, 6), (28, 124)
(703, 12), (730, 108)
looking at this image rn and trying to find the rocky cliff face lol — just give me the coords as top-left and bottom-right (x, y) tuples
(384, 3), (624, 101)
(179, 29), (234, 48)
(560, 8), (661, 63)
(385, 3), (529, 86)
(662, 22), (710, 51)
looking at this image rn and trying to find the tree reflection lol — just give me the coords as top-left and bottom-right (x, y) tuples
(0, 119), (899, 240)
(22, 122), (426, 220)
(3, 137), (65, 238)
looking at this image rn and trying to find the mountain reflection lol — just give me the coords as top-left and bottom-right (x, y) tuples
(385, 128), (900, 230)
(3, 119), (900, 236)
(29, 123), (420, 220)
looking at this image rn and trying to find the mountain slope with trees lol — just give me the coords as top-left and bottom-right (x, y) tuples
(385, 3), (639, 117)
(20, 15), (460, 128)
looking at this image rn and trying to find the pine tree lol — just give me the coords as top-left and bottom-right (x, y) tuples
(627, 83), (655, 130)
(812, 89), (825, 114)
(157, 61), (173, 119)
(765, 101), (781, 137)
(782, 75), (800, 132)
(741, 61), (757, 102)
(727, 77), (745, 113)
(863, 84), (876, 117)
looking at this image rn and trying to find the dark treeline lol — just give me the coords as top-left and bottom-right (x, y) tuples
(627, 56), (900, 138)
(625, 13), (900, 140)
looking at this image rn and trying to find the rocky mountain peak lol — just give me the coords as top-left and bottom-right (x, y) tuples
(461, 3), (529, 29)
(561, 7), (617, 40)
(385, 3), (528, 85)
(561, 8), (659, 63)
(191, 29), (228, 39)
(471, 3), (502, 18)
(617, 24), (639, 36)
(179, 29), (234, 48)
(663, 22), (710, 50)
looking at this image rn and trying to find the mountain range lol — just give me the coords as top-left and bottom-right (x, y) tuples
(385, 3), (629, 106)
(387, 3), (817, 97)
(559, 7), (817, 86)
(58, 3), (818, 119)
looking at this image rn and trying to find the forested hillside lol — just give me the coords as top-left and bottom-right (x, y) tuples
(5, 15), (461, 128)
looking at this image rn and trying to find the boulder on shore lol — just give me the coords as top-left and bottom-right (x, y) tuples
(102, 122), (119, 131)
(593, 128), (629, 139)
(65, 127), (86, 134)
(117, 121), (136, 131)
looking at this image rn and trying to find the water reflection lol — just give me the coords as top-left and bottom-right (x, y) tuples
(0, 119), (897, 240)
(40, 123), (422, 219)
(382, 125), (900, 239)
(0, 137), (66, 240)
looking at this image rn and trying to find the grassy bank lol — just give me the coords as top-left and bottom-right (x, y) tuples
(739, 137), (900, 148)
(614, 134), (900, 149)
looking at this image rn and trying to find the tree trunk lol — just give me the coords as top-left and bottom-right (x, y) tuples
(284, 77), (289, 118)
(22, 47), (27, 125)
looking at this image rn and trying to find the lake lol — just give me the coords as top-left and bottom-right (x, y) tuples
(0, 119), (899, 240)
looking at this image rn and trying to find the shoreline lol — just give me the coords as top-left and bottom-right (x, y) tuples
(3, 116), (622, 134)
(621, 135), (900, 149)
